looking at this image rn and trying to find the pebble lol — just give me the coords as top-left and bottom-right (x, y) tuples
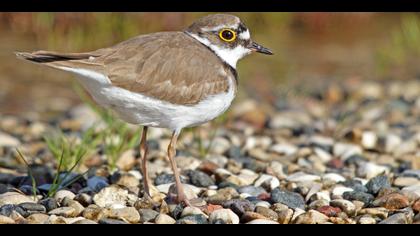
(223, 199), (255, 216)
(181, 206), (207, 218)
(343, 191), (374, 206)
(209, 209), (239, 224)
(115, 150), (136, 171)
(317, 206), (341, 217)
(0, 204), (15, 217)
(267, 161), (287, 180)
(357, 162), (389, 179)
(333, 143), (362, 160)
(393, 177), (420, 187)
(365, 175), (390, 195)
(27, 213), (49, 224)
(93, 185), (138, 208)
(155, 213), (176, 224)
(247, 219), (279, 224)
(255, 206), (278, 221)
(0, 132), (20, 147)
(72, 219), (98, 224)
(401, 185), (420, 199)
(277, 209), (293, 224)
(286, 172), (321, 183)
(379, 213), (409, 224)
(139, 209), (159, 223)
(54, 190), (76, 203)
(206, 187), (238, 205)
(294, 210), (329, 224)
(358, 215), (377, 224)
(18, 202), (46, 214)
(330, 199), (356, 216)
(104, 207), (140, 224)
(61, 197), (85, 216)
(361, 131), (378, 149)
(99, 218), (129, 224)
(271, 188), (305, 210)
(82, 205), (105, 222)
(185, 170), (215, 187)
(358, 207), (388, 219)
(0, 192), (35, 206)
(39, 198), (58, 212)
(322, 173), (346, 183)
(0, 215), (15, 224)
(238, 185), (267, 197)
(176, 214), (208, 224)
(254, 174), (280, 190)
(413, 199), (420, 213)
(210, 137), (231, 155)
(374, 193), (410, 210)
(87, 176), (109, 192)
(269, 143), (298, 156)
(48, 207), (77, 218)
(332, 186), (354, 197)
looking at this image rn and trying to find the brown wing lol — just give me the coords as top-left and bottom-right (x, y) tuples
(16, 32), (233, 105)
(95, 32), (232, 105)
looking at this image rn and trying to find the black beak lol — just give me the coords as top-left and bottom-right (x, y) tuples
(248, 41), (273, 55)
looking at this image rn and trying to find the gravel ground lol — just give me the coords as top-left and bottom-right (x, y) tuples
(0, 77), (419, 224)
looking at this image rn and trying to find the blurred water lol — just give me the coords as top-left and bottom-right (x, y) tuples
(0, 13), (414, 118)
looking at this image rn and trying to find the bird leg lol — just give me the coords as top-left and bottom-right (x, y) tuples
(167, 130), (190, 206)
(139, 126), (152, 199)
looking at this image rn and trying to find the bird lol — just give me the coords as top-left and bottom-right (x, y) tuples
(15, 14), (273, 206)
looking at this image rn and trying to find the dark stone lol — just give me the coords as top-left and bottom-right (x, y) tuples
(343, 191), (374, 206)
(341, 179), (368, 192)
(146, 139), (160, 150)
(378, 213), (408, 224)
(14, 206), (30, 217)
(213, 219), (227, 224)
(0, 204), (15, 217)
(87, 176), (109, 192)
(270, 188), (305, 210)
(344, 155), (367, 166)
(365, 175), (391, 195)
(139, 209), (159, 223)
(18, 185), (39, 196)
(154, 174), (187, 186)
(28, 164), (54, 186)
(18, 202), (46, 214)
(225, 146), (242, 159)
(223, 199), (255, 216)
(176, 214), (208, 224)
(171, 204), (184, 220)
(0, 183), (8, 194)
(0, 174), (15, 185)
(185, 170), (215, 187)
(217, 181), (239, 189)
(39, 198), (58, 212)
(238, 185), (267, 197)
(99, 218), (129, 224)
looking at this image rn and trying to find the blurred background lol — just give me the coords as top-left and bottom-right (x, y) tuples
(1, 12), (420, 119)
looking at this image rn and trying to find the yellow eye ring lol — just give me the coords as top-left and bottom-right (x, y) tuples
(219, 29), (236, 42)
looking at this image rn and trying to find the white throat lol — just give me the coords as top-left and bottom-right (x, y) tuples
(187, 32), (251, 69)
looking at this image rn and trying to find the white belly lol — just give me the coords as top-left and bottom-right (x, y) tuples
(58, 67), (236, 132)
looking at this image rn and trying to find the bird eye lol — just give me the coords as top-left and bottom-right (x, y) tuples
(219, 29), (236, 42)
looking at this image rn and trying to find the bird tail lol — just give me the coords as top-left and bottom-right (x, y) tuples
(15, 50), (96, 63)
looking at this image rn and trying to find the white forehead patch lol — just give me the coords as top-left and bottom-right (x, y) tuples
(188, 32), (252, 69)
(239, 30), (250, 40)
